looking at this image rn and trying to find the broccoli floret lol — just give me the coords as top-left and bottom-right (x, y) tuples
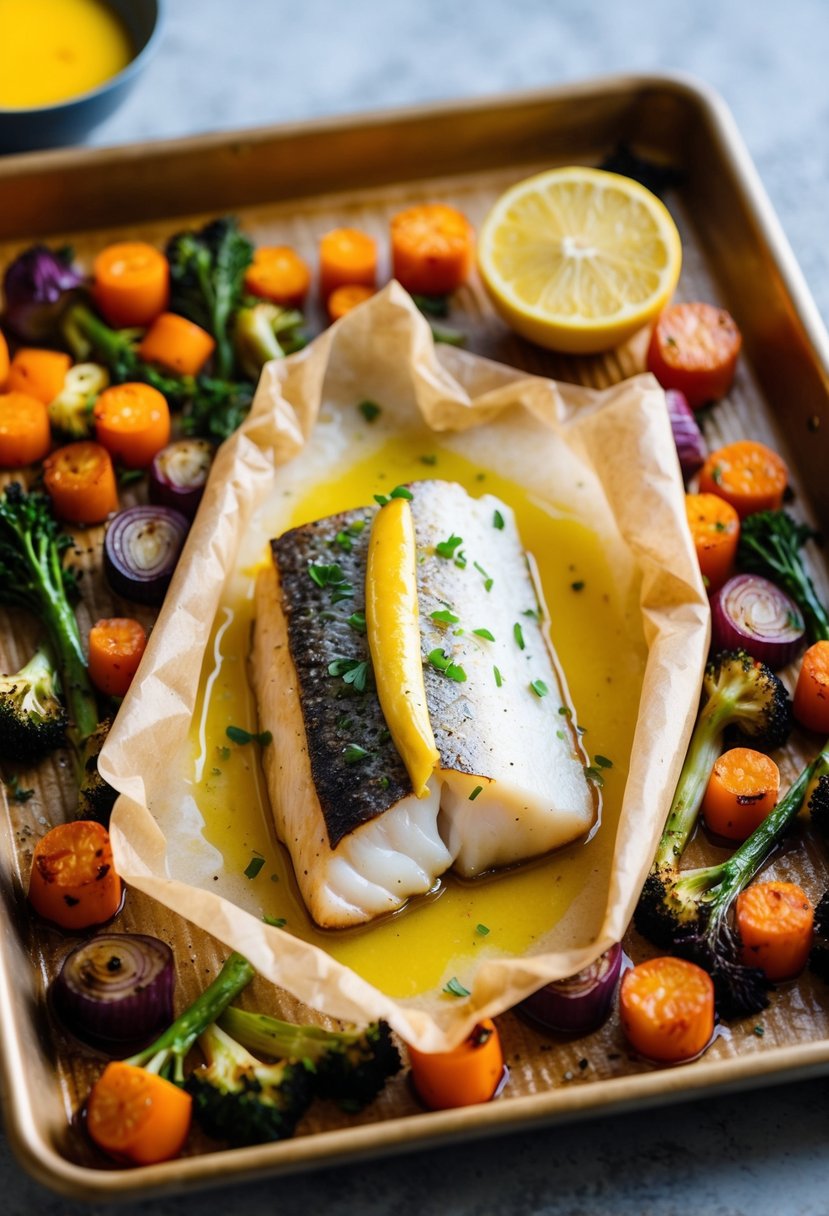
(219, 1006), (402, 1110)
(233, 302), (306, 381)
(76, 716), (118, 823)
(0, 647), (66, 763)
(63, 302), (256, 442)
(739, 510), (829, 643)
(637, 746), (829, 1018)
(186, 1023), (313, 1146)
(47, 362), (109, 439)
(0, 483), (98, 745)
(165, 217), (253, 379)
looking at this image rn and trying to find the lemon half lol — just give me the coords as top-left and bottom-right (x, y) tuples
(477, 166), (682, 354)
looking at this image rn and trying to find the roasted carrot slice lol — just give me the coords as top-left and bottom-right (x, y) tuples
(0, 390), (51, 467)
(793, 641), (829, 733)
(28, 821), (122, 931)
(86, 1061), (192, 1165)
(327, 283), (376, 322)
(698, 440), (788, 519)
(702, 746), (780, 841)
(245, 246), (311, 308)
(0, 328), (8, 389)
(390, 203), (475, 297)
(619, 957), (714, 1063)
(88, 617), (148, 698)
(736, 881), (814, 980)
(318, 228), (377, 300)
(43, 440), (119, 524)
(137, 312), (216, 377)
(647, 301), (742, 408)
(684, 492), (740, 591)
(6, 347), (71, 405)
(93, 241), (170, 328)
(94, 382), (171, 469)
(407, 1019), (504, 1110)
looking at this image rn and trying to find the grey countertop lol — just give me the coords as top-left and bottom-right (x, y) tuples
(4, 1), (829, 1212)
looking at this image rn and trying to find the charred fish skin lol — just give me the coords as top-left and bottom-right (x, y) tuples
(271, 509), (412, 848)
(409, 480), (595, 878)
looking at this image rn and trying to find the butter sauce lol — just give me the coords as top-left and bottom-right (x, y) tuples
(0, 0), (132, 109)
(188, 434), (646, 999)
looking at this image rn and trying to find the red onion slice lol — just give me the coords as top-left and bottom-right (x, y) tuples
(149, 438), (214, 520)
(104, 505), (189, 605)
(516, 943), (623, 1035)
(666, 389), (708, 480)
(51, 933), (174, 1049)
(711, 573), (805, 669)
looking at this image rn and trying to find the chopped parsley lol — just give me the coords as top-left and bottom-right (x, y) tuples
(431, 608), (460, 625)
(558, 706), (572, 717)
(244, 855), (266, 879)
(594, 755), (613, 769)
(443, 977), (470, 998)
(263, 915), (287, 928)
(358, 400), (382, 423)
(419, 453), (438, 466)
(308, 561), (353, 604)
(378, 775), (390, 790)
(343, 743), (370, 765)
(374, 485), (413, 506)
(492, 509), (505, 530)
(584, 765), (605, 788)
(522, 607), (542, 621)
(328, 657), (370, 693)
(435, 533), (464, 559)
(473, 561), (493, 592)
(513, 622), (526, 650)
(530, 679), (549, 697)
(473, 628), (495, 641)
(493, 665), (503, 688)
(412, 293), (450, 318)
(334, 530), (355, 553)
(226, 725), (272, 746)
(428, 649), (467, 682)
(571, 581), (585, 592)
(468, 785), (484, 801)
(217, 745), (231, 761)
(475, 923), (490, 936)
(346, 611), (366, 633)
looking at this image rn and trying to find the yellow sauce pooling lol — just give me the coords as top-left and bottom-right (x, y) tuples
(189, 434), (647, 999)
(0, 0), (132, 109)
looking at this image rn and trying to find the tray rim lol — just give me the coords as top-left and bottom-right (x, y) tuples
(2, 69), (829, 1201)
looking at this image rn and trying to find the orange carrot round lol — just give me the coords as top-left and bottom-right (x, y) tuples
(685, 492), (740, 591)
(407, 1020), (504, 1110)
(736, 881), (814, 980)
(88, 618), (148, 698)
(326, 283), (376, 322)
(86, 1061), (192, 1165)
(245, 246), (311, 307)
(7, 347), (71, 405)
(318, 227), (377, 300)
(43, 440), (119, 524)
(702, 747), (780, 841)
(390, 203), (475, 297)
(0, 329), (9, 389)
(647, 302), (742, 408)
(793, 641), (829, 733)
(137, 312), (216, 377)
(698, 441), (788, 519)
(0, 390), (51, 467)
(93, 241), (170, 328)
(94, 382), (171, 469)
(28, 821), (122, 931)
(619, 957), (714, 1063)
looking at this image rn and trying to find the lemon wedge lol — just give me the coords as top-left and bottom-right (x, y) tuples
(477, 166), (682, 354)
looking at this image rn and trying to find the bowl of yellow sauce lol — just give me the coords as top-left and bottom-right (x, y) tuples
(0, 0), (163, 153)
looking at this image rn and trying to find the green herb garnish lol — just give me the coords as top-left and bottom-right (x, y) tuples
(530, 680), (549, 697)
(584, 765), (605, 787)
(435, 533), (463, 559)
(328, 657), (370, 693)
(263, 915), (287, 928)
(374, 485), (413, 507)
(428, 649), (467, 682)
(343, 743), (370, 765)
(244, 856), (266, 879)
(469, 785), (484, 801)
(492, 509), (505, 530)
(443, 977), (470, 998)
(226, 725), (272, 746)
(493, 666), (503, 688)
(571, 580), (585, 592)
(419, 454), (438, 466)
(475, 923), (490, 936)
(346, 611), (366, 633)
(513, 622), (525, 650)
(473, 628), (495, 641)
(358, 400), (381, 423)
(431, 608), (460, 625)
(594, 755), (613, 769)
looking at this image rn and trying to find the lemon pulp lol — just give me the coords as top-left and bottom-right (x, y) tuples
(188, 434), (646, 999)
(478, 166), (682, 354)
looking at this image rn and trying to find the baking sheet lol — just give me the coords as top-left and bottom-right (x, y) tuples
(0, 74), (828, 1199)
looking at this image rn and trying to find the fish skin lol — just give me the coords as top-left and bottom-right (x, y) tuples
(410, 480), (596, 878)
(271, 508), (411, 847)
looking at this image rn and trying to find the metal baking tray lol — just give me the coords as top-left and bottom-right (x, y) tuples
(1, 72), (829, 1201)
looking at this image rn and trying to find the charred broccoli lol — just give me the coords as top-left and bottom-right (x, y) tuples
(219, 1006), (402, 1111)
(635, 649), (792, 948)
(0, 483), (98, 745)
(739, 510), (829, 643)
(0, 647), (66, 763)
(47, 362), (109, 439)
(233, 301), (306, 380)
(186, 1023), (313, 1146)
(165, 217), (253, 379)
(76, 717), (118, 822)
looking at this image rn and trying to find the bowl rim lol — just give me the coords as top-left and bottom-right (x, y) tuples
(0, 0), (166, 117)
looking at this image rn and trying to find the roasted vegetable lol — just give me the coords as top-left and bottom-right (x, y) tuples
(738, 510), (829, 644)
(0, 646), (66, 763)
(2, 244), (83, 343)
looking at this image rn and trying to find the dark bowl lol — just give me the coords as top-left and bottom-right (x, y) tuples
(0, 0), (164, 155)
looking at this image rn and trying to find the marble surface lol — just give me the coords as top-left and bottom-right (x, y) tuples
(4, 1), (829, 1212)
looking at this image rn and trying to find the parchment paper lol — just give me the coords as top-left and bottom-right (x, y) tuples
(102, 284), (709, 1051)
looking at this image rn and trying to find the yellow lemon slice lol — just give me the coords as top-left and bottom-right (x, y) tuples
(477, 166), (682, 354)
